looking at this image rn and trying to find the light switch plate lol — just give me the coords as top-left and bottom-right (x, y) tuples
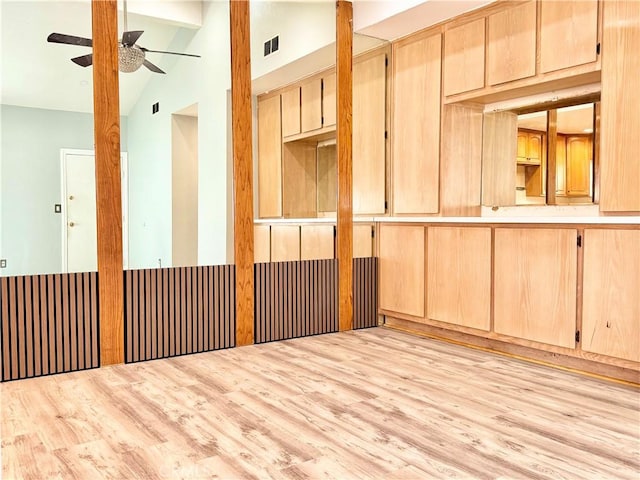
(0, 259), (7, 268)
(54, 204), (62, 213)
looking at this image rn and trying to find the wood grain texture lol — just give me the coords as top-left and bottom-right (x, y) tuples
(282, 143), (317, 218)
(440, 104), (483, 216)
(257, 95), (282, 218)
(353, 224), (373, 259)
(301, 78), (322, 132)
(540, 0), (599, 74)
(254, 225), (271, 263)
(494, 228), (578, 348)
(281, 87), (301, 138)
(487, 1), (537, 86)
(582, 229), (640, 362)
(353, 54), (386, 215)
(300, 225), (335, 261)
(337, 0), (353, 332)
(270, 225), (300, 263)
(379, 225), (424, 318)
(316, 143), (337, 214)
(481, 111), (517, 206)
(546, 109), (557, 205)
(392, 34), (441, 215)
(600, 0), (640, 212)
(566, 136), (592, 197)
(230, 0), (254, 347)
(427, 227), (491, 331)
(91, 0), (123, 366)
(3, 328), (639, 479)
(443, 19), (485, 96)
(322, 73), (336, 127)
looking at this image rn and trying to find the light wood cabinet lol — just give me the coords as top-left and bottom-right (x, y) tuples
(316, 143), (337, 215)
(300, 225), (334, 260)
(582, 229), (640, 362)
(353, 53), (386, 215)
(566, 136), (592, 196)
(301, 78), (322, 133)
(487, 1), (537, 86)
(322, 74), (336, 127)
(443, 19), (485, 96)
(282, 143), (317, 218)
(517, 130), (543, 165)
(600, 0), (640, 212)
(379, 225), (425, 318)
(254, 225), (271, 263)
(392, 34), (441, 214)
(353, 224), (373, 258)
(494, 228), (577, 348)
(281, 87), (301, 138)
(482, 111), (518, 206)
(270, 225), (300, 262)
(257, 95), (282, 218)
(555, 136), (567, 196)
(540, 0), (599, 74)
(427, 227), (491, 331)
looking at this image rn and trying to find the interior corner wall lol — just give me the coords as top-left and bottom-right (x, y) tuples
(0, 104), (128, 277)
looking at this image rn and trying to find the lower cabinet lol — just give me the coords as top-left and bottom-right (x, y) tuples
(379, 224), (425, 318)
(270, 225), (300, 262)
(254, 225), (271, 263)
(300, 225), (334, 260)
(427, 227), (491, 331)
(494, 228), (578, 348)
(582, 229), (640, 362)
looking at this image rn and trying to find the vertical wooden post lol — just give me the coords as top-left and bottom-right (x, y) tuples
(92, 0), (124, 365)
(336, 0), (353, 331)
(230, 0), (255, 346)
(546, 109), (557, 205)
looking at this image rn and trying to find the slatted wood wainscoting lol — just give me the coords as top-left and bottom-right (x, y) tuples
(353, 257), (378, 329)
(0, 273), (100, 382)
(124, 266), (236, 363)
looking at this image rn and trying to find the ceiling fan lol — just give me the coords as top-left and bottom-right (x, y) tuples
(47, 0), (199, 74)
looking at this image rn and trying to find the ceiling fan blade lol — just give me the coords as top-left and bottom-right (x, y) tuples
(71, 54), (93, 67)
(122, 30), (144, 47)
(48, 33), (92, 47)
(140, 47), (200, 58)
(143, 59), (166, 74)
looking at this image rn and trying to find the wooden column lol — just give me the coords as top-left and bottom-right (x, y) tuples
(92, 0), (124, 365)
(230, 0), (255, 346)
(336, 1), (353, 331)
(546, 109), (557, 205)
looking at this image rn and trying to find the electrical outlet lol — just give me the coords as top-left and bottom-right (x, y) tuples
(0, 259), (7, 268)
(54, 204), (62, 213)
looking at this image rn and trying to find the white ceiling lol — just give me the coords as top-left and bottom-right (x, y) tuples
(518, 104), (595, 135)
(1, 1), (183, 115)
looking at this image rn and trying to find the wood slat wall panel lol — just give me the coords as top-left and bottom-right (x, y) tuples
(353, 257), (378, 330)
(254, 260), (339, 344)
(0, 273), (100, 382)
(124, 266), (236, 363)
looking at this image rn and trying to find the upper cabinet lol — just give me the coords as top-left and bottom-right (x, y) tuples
(322, 73), (336, 128)
(443, 19), (485, 96)
(257, 95), (282, 218)
(301, 78), (322, 133)
(487, 1), (537, 86)
(540, 0), (599, 74)
(281, 87), (301, 138)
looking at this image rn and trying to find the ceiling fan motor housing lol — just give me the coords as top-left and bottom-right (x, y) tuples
(118, 44), (145, 72)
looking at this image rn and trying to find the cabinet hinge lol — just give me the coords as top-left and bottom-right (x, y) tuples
(575, 331), (580, 343)
(384, 200), (388, 210)
(333, 226), (337, 238)
(596, 43), (601, 55)
(321, 116), (324, 125)
(384, 131), (388, 139)
(385, 56), (388, 67)
(577, 234), (582, 247)
(371, 228), (375, 238)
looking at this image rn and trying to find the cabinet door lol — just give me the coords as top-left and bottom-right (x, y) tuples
(443, 19), (485, 96)
(540, 0), (599, 74)
(517, 131), (528, 162)
(271, 225), (300, 262)
(392, 34), (441, 214)
(487, 1), (537, 86)
(527, 133), (542, 164)
(322, 73), (336, 127)
(556, 136), (567, 195)
(257, 95), (282, 218)
(254, 225), (271, 263)
(582, 229), (640, 362)
(427, 227), (491, 331)
(353, 224), (373, 258)
(281, 87), (301, 138)
(353, 54), (386, 215)
(494, 228), (577, 348)
(300, 225), (334, 260)
(301, 78), (322, 132)
(379, 225), (424, 318)
(566, 136), (591, 196)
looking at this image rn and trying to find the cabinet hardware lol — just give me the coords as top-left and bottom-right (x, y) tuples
(577, 234), (582, 247)
(596, 42), (601, 55)
(575, 331), (580, 343)
(385, 56), (388, 67)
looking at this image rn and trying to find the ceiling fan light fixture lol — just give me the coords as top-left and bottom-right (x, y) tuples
(118, 45), (145, 72)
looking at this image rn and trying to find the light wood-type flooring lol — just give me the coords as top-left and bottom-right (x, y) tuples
(2, 327), (639, 479)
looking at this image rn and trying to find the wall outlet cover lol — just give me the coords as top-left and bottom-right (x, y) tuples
(0, 259), (6, 268)
(54, 204), (62, 213)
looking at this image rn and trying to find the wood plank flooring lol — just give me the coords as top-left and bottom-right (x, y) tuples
(2, 327), (639, 479)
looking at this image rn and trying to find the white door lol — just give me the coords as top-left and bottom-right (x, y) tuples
(62, 149), (128, 273)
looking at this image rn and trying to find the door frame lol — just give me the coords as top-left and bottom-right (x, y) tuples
(60, 148), (129, 273)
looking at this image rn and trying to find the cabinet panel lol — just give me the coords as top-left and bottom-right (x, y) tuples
(482, 111), (518, 207)
(488, 1), (537, 86)
(322, 73), (336, 127)
(582, 229), (640, 362)
(353, 224), (373, 258)
(301, 78), (322, 132)
(271, 225), (300, 262)
(317, 143), (337, 214)
(379, 225), (425, 317)
(300, 225), (334, 260)
(281, 87), (301, 138)
(282, 143), (317, 218)
(392, 34), (441, 214)
(443, 19), (485, 96)
(600, 0), (640, 211)
(540, 0), (599, 74)
(257, 95), (282, 218)
(427, 227), (491, 331)
(556, 136), (567, 195)
(566, 136), (592, 196)
(354, 53), (386, 215)
(254, 225), (270, 263)
(494, 228), (577, 348)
